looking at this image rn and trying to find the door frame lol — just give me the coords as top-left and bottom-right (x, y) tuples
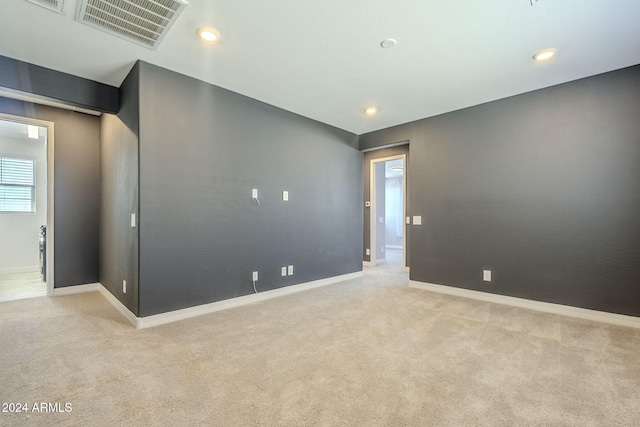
(369, 153), (407, 268)
(0, 113), (55, 296)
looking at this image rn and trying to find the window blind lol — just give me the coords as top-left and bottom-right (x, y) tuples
(0, 156), (36, 213)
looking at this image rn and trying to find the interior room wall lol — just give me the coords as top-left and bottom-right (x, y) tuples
(374, 162), (386, 261)
(0, 97), (101, 288)
(0, 135), (46, 271)
(100, 63), (140, 315)
(133, 62), (362, 317)
(359, 64), (640, 317)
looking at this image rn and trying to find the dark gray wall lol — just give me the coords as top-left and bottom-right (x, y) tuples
(135, 62), (362, 317)
(359, 64), (640, 317)
(0, 97), (101, 287)
(0, 55), (119, 114)
(100, 64), (140, 315)
(362, 144), (410, 265)
(374, 162), (386, 261)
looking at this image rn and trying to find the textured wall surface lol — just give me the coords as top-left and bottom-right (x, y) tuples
(360, 65), (640, 316)
(136, 62), (362, 317)
(100, 64), (140, 315)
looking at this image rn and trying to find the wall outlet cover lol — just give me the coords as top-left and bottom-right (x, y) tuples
(287, 265), (294, 275)
(281, 267), (287, 276)
(483, 270), (492, 282)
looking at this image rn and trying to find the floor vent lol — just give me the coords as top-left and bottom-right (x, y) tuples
(76, 0), (188, 49)
(26, 0), (64, 13)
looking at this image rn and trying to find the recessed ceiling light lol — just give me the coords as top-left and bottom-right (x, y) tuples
(365, 107), (378, 114)
(380, 39), (397, 49)
(197, 27), (220, 42)
(533, 48), (556, 61)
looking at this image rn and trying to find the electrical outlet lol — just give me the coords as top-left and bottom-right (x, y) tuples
(282, 190), (289, 201)
(287, 265), (294, 276)
(252, 271), (259, 281)
(122, 280), (127, 293)
(252, 188), (258, 199)
(281, 267), (287, 276)
(365, 248), (370, 256)
(483, 270), (492, 282)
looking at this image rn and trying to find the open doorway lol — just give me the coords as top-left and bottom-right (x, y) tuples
(370, 154), (406, 270)
(0, 115), (54, 301)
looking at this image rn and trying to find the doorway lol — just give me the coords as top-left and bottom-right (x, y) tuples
(0, 115), (54, 301)
(370, 154), (406, 269)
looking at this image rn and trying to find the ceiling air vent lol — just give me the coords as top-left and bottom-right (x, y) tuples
(76, 0), (188, 49)
(26, 0), (64, 14)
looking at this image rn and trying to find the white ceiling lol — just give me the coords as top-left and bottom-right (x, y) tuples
(1, 0), (640, 135)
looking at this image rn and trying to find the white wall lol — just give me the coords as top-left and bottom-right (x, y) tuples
(0, 135), (47, 272)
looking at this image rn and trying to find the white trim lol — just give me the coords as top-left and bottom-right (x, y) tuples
(0, 87), (101, 116)
(52, 282), (101, 296)
(98, 271), (363, 329)
(361, 140), (409, 153)
(98, 285), (139, 327)
(0, 114), (54, 297)
(363, 261), (373, 267)
(409, 280), (640, 329)
(403, 266), (410, 273)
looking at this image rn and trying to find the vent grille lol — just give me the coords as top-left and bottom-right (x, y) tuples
(26, 0), (64, 13)
(77, 0), (188, 49)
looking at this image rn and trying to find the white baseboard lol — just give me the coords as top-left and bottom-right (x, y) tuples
(363, 261), (373, 267)
(98, 271), (363, 329)
(409, 280), (640, 329)
(386, 245), (403, 250)
(403, 266), (410, 273)
(97, 285), (139, 327)
(0, 266), (40, 275)
(52, 282), (101, 296)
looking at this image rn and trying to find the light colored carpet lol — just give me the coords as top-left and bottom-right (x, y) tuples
(1, 260), (639, 426)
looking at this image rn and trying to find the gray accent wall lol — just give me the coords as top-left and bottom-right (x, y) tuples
(100, 64), (140, 315)
(134, 62), (362, 316)
(0, 97), (101, 287)
(359, 65), (640, 317)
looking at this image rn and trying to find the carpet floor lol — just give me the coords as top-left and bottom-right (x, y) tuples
(1, 262), (639, 426)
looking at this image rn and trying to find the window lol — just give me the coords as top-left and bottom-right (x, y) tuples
(0, 156), (36, 213)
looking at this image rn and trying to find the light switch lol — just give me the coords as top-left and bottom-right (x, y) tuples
(412, 216), (422, 225)
(406, 216), (410, 224)
(283, 190), (289, 201)
(130, 213), (136, 228)
(483, 270), (492, 282)
(252, 188), (258, 199)
(287, 265), (294, 276)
